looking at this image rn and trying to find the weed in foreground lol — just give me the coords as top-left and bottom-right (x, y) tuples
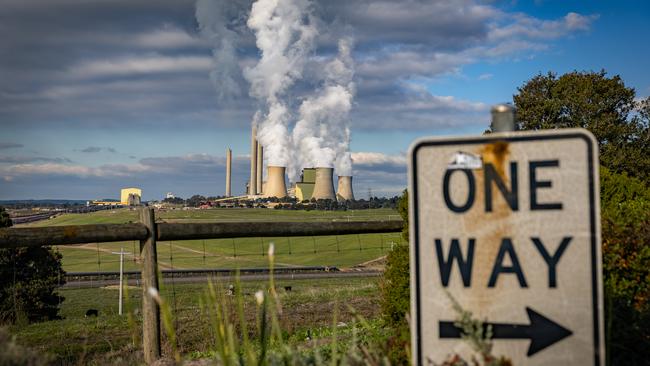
(433, 293), (511, 366)
(147, 244), (512, 365)
(190, 243), (392, 365)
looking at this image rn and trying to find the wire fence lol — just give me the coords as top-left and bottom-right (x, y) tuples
(54, 232), (406, 274)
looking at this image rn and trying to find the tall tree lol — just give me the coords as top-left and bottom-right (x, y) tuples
(513, 70), (649, 183)
(515, 71), (650, 364)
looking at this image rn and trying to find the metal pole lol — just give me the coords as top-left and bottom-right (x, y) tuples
(119, 248), (123, 315)
(111, 247), (131, 316)
(491, 104), (516, 132)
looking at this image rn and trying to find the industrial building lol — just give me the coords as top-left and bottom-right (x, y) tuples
(120, 188), (142, 205)
(295, 168), (316, 201)
(235, 124), (354, 202)
(91, 187), (142, 207)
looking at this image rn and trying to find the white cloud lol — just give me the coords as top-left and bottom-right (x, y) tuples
(488, 12), (598, 42)
(0, 162), (152, 178)
(478, 73), (493, 80)
(133, 26), (207, 49)
(564, 12), (599, 31)
(352, 152), (406, 167)
(68, 55), (212, 79)
(0, 153), (251, 179)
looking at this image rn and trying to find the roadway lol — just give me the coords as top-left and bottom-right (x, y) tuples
(62, 270), (382, 289)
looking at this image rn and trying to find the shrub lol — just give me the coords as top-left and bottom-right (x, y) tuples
(0, 327), (50, 366)
(0, 206), (66, 324)
(381, 190), (410, 327)
(381, 244), (410, 329)
(379, 191), (411, 364)
(600, 168), (650, 365)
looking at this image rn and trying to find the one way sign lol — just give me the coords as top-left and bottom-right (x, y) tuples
(408, 129), (604, 365)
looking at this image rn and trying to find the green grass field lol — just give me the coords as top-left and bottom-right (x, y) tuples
(21, 208), (403, 272)
(10, 276), (382, 364)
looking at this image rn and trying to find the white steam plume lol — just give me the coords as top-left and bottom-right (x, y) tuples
(291, 38), (355, 179)
(244, 0), (318, 168)
(195, 0), (245, 100)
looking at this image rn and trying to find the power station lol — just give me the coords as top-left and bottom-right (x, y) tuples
(224, 125), (355, 201)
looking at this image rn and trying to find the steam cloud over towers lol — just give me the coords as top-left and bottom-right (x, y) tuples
(197, 0), (356, 199)
(244, 0), (317, 170)
(292, 38), (355, 179)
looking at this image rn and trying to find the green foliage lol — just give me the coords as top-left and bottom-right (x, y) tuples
(600, 167), (650, 365)
(0, 207), (12, 228)
(513, 70), (649, 182)
(194, 248), (398, 365)
(397, 189), (409, 241)
(382, 191), (411, 327)
(380, 245), (410, 329)
(378, 191), (411, 365)
(513, 71), (650, 363)
(382, 192), (410, 328)
(437, 294), (511, 366)
(0, 206), (66, 324)
(0, 327), (50, 366)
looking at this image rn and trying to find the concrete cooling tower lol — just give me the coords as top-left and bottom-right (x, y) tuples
(336, 176), (354, 201)
(264, 166), (287, 198)
(312, 167), (336, 200)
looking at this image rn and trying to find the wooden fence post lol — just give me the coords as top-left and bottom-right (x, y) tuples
(139, 207), (161, 364)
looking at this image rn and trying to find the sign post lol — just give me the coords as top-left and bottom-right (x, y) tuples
(408, 128), (603, 365)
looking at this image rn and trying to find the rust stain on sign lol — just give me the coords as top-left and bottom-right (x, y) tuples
(462, 141), (513, 308)
(480, 140), (510, 178)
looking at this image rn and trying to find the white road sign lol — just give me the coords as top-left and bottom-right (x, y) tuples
(408, 129), (604, 365)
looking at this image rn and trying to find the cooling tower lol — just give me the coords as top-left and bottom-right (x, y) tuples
(312, 167), (336, 200)
(249, 125), (257, 195)
(264, 166), (287, 198)
(256, 143), (263, 194)
(336, 176), (354, 201)
(225, 148), (232, 197)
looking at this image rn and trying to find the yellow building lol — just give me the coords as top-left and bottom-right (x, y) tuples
(120, 188), (142, 205)
(295, 168), (315, 202)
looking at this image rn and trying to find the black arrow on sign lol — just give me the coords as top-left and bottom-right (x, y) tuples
(439, 307), (572, 356)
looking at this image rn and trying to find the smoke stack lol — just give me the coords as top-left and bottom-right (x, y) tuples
(336, 176), (354, 201)
(264, 166), (287, 198)
(225, 148), (232, 197)
(250, 125), (257, 195)
(256, 143), (263, 194)
(312, 167), (336, 200)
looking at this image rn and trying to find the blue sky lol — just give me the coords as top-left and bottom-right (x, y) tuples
(1, 0), (648, 200)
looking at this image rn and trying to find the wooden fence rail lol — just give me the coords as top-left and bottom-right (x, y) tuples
(0, 221), (403, 247)
(0, 207), (404, 364)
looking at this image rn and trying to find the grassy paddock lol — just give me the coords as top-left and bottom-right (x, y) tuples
(23, 207), (399, 227)
(19, 208), (402, 272)
(10, 276), (382, 364)
(53, 233), (403, 272)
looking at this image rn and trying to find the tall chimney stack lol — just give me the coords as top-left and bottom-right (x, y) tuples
(264, 166), (287, 198)
(225, 148), (232, 197)
(256, 142), (263, 194)
(249, 125), (257, 195)
(336, 176), (354, 201)
(312, 167), (336, 200)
